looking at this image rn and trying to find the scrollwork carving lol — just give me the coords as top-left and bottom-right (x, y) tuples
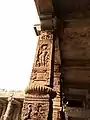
(22, 103), (49, 120)
(23, 104), (32, 120)
(31, 103), (47, 120)
(22, 103), (32, 120)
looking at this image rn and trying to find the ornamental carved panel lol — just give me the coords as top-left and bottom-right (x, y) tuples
(22, 102), (49, 120)
(22, 103), (32, 120)
(35, 44), (49, 67)
(30, 30), (53, 86)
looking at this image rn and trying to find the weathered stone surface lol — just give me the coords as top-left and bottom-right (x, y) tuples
(22, 95), (50, 120)
(30, 30), (53, 86)
(21, 30), (56, 120)
(61, 19), (90, 60)
(24, 1), (90, 120)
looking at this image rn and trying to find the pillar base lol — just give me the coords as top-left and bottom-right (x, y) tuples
(22, 94), (50, 120)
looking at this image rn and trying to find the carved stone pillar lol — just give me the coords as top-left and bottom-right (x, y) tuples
(52, 18), (63, 120)
(21, 30), (57, 120)
(3, 95), (14, 120)
(53, 36), (61, 120)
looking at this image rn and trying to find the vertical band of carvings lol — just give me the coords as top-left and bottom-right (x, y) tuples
(53, 36), (61, 120)
(30, 30), (53, 86)
(22, 95), (50, 120)
(22, 30), (55, 120)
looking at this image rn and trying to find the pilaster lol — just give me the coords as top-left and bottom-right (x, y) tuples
(21, 30), (57, 120)
(52, 30), (62, 120)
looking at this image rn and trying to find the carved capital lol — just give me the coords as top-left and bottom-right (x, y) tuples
(25, 84), (57, 99)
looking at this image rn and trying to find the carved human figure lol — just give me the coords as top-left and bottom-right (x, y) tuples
(24, 104), (32, 120)
(36, 45), (49, 67)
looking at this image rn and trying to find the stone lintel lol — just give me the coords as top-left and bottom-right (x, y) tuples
(64, 82), (90, 90)
(67, 107), (90, 118)
(62, 59), (90, 67)
(0, 90), (24, 99)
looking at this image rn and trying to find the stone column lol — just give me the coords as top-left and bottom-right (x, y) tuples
(21, 30), (57, 120)
(52, 37), (61, 120)
(3, 95), (14, 120)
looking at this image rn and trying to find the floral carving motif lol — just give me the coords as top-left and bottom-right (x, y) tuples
(31, 103), (47, 120)
(23, 104), (32, 120)
(22, 103), (48, 120)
